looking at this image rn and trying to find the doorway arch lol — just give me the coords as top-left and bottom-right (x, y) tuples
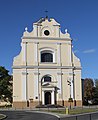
(45, 92), (51, 105)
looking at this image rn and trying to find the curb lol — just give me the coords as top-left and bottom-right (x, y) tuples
(0, 114), (7, 120)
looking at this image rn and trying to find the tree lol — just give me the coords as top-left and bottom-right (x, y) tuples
(0, 66), (12, 103)
(83, 78), (94, 105)
(92, 79), (98, 104)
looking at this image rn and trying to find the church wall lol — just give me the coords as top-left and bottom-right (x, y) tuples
(13, 69), (22, 101)
(13, 51), (22, 66)
(38, 42), (57, 50)
(61, 43), (71, 66)
(74, 70), (82, 101)
(27, 69), (34, 101)
(27, 43), (35, 65)
(62, 69), (70, 100)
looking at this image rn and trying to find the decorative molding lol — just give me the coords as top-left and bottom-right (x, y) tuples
(22, 72), (28, 75)
(22, 39), (71, 45)
(34, 72), (40, 75)
(22, 36), (71, 41)
(34, 42), (38, 63)
(57, 72), (63, 75)
(34, 42), (39, 44)
(12, 65), (82, 70)
(57, 43), (61, 45)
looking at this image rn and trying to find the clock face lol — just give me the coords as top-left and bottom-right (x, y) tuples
(44, 30), (50, 36)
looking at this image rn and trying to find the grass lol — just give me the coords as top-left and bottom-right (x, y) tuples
(41, 107), (98, 115)
(69, 108), (98, 115)
(0, 114), (6, 120)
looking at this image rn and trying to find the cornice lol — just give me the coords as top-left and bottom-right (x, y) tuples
(22, 36), (72, 41)
(12, 65), (81, 70)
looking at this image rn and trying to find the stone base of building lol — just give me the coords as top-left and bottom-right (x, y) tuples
(13, 100), (39, 109)
(13, 100), (82, 109)
(57, 100), (82, 107)
(13, 101), (27, 109)
(63, 100), (82, 107)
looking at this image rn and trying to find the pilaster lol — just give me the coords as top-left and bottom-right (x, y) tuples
(57, 43), (61, 66)
(34, 42), (39, 65)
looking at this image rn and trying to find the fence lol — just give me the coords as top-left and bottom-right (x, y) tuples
(61, 112), (98, 120)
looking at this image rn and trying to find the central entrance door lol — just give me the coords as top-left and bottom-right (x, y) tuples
(45, 92), (51, 105)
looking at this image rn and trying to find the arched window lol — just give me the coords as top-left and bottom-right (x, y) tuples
(41, 51), (53, 62)
(44, 75), (51, 82)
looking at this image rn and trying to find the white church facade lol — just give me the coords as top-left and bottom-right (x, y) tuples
(12, 17), (82, 108)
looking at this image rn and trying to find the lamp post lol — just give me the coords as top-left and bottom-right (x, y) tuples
(67, 79), (73, 109)
(67, 79), (71, 98)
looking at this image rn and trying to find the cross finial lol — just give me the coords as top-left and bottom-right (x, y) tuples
(45, 10), (48, 18)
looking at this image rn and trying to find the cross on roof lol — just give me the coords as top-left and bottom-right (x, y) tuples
(45, 10), (48, 18)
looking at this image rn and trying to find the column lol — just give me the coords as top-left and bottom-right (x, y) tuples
(22, 42), (27, 64)
(33, 24), (38, 36)
(34, 72), (39, 100)
(57, 72), (62, 95)
(71, 79), (74, 99)
(22, 70), (27, 100)
(68, 43), (72, 63)
(57, 43), (61, 65)
(51, 91), (54, 104)
(42, 91), (44, 104)
(34, 42), (39, 65)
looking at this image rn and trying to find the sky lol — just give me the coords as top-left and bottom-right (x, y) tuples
(0, 0), (98, 79)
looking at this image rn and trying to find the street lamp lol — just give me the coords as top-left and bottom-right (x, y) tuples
(67, 79), (73, 109)
(67, 79), (71, 98)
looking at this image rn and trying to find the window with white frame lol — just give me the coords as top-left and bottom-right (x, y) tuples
(41, 50), (55, 63)
(44, 75), (51, 82)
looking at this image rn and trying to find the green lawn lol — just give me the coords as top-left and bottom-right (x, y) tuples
(0, 114), (6, 120)
(43, 107), (98, 115)
(69, 108), (98, 115)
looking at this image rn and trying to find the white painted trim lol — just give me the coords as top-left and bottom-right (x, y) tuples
(40, 48), (55, 63)
(42, 91), (44, 104)
(22, 40), (71, 45)
(71, 79), (74, 99)
(57, 73), (61, 94)
(57, 43), (61, 65)
(51, 91), (54, 104)
(22, 72), (27, 100)
(34, 42), (38, 64)
(34, 73), (39, 99)
(39, 47), (56, 51)
(12, 65), (81, 69)
(33, 25), (37, 36)
(22, 36), (71, 41)
(69, 43), (71, 63)
(22, 43), (26, 63)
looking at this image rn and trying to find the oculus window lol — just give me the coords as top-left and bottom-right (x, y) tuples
(44, 30), (50, 36)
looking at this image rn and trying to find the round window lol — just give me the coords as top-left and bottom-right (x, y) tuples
(44, 30), (50, 36)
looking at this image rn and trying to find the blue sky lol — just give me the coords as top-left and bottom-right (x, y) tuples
(0, 0), (98, 79)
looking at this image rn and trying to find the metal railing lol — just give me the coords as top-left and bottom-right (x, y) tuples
(61, 112), (98, 120)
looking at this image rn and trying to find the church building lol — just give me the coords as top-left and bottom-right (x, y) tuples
(12, 17), (82, 108)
